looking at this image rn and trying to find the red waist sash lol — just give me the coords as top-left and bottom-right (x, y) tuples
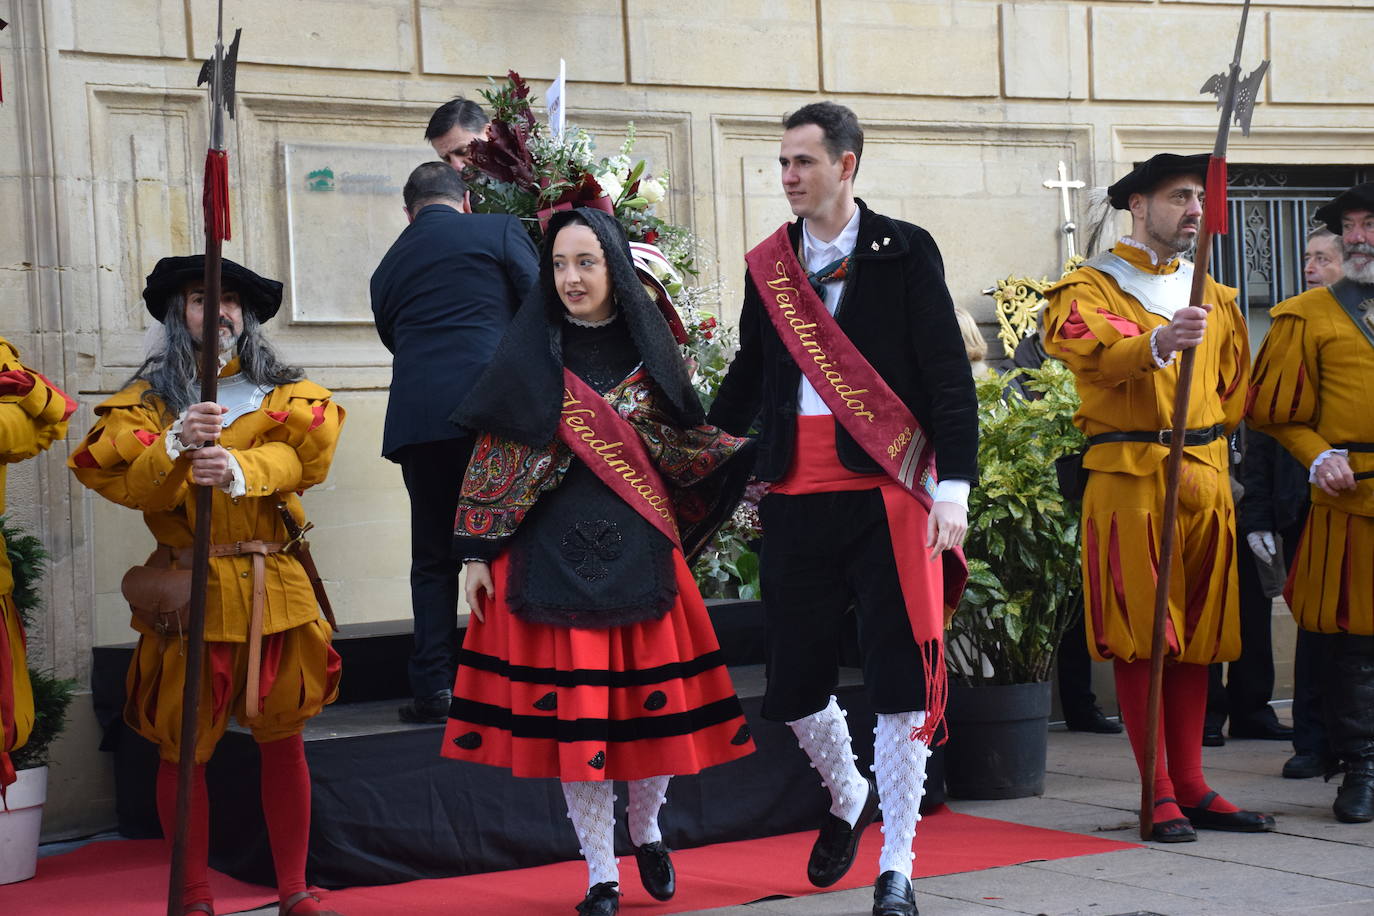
(558, 369), (682, 551)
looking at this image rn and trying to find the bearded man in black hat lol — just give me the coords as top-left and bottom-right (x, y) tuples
(1042, 154), (1274, 843)
(69, 257), (346, 916)
(1249, 181), (1374, 824)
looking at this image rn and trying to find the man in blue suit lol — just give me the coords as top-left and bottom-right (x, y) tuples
(371, 162), (539, 722)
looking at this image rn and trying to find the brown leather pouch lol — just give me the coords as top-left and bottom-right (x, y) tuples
(121, 565), (193, 637)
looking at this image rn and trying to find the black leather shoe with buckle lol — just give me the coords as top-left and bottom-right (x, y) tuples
(575, 881), (619, 916)
(872, 870), (918, 916)
(633, 841), (675, 901)
(1149, 797), (1197, 843)
(808, 779), (879, 888)
(1180, 790), (1276, 832)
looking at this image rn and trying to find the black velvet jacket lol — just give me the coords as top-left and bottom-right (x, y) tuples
(708, 200), (979, 485)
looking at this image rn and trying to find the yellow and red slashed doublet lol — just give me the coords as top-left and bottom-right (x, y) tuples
(0, 337), (75, 788)
(68, 366), (345, 763)
(1248, 287), (1374, 636)
(444, 372), (754, 782)
(1043, 242), (1249, 664)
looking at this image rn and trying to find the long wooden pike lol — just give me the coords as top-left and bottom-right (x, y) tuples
(167, 4), (239, 912)
(1139, 0), (1268, 841)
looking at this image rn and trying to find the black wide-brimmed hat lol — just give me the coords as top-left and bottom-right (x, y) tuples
(1107, 153), (1210, 210)
(141, 256), (284, 323)
(1314, 182), (1374, 235)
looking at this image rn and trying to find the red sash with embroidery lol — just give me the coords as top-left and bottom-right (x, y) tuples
(558, 370), (682, 551)
(747, 224), (968, 743)
(746, 224), (941, 509)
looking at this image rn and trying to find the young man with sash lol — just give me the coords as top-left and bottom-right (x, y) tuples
(1042, 154), (1273, 843)
(708, 102), (978, 916)
(1248, 181), (1374, 824)
(0, 336), (75, 793)
(69, 257), (346, 916)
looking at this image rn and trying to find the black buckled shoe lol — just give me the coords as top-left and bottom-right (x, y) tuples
(1180, 790), (1276, 832)
(574, 881), (619, 916)
(398, 690), (451, 725)
(808, 779), (879, 888)
(872, 870), (918, 916)
(1064, 705), (1123, 734)
(1333, 762), (1374, 824)
(633, 841), (675, 901)
(1149, 797), (1196, 843)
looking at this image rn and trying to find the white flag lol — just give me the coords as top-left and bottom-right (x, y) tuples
(545, 59), (566, 139)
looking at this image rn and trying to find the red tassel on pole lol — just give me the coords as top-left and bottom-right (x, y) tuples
(1205, 155), (1229, 236)
(203, 149), (232, 242)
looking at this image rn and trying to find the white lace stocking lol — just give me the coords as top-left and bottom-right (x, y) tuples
(873, 710), (931, 878)
(561, 780), (619, 888)
(627, 775), (671, 847)
(788, 696), (869, 825)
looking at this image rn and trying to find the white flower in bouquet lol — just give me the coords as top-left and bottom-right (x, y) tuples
(639, 177), (666, 205)
(597, 171), (625, 204)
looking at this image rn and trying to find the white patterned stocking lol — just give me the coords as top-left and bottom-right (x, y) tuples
(873, 710), (931, 879)
(788, 695), (869, 825)
(561, 780), (619, 889)
(628, 775), (671, 847)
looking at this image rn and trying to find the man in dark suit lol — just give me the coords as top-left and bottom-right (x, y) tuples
(371, 162), (538, 722)
(708, 102), (977, 916)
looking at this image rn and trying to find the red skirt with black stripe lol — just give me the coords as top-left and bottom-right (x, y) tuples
(442, 550), (755, 782)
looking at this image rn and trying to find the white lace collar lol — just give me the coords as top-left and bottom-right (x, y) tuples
(564, 311), (620, 329)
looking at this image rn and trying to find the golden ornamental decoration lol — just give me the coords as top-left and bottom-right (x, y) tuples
(989, 256), (1086, 355)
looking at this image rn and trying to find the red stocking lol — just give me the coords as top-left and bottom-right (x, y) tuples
(258, 735), (323, 912)
(1112, 658), (1184, 823)
(156, 759), (213, 911)
(1162, 662), (1238, 813)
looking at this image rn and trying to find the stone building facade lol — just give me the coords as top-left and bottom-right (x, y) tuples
(2, 0), (1369, 835)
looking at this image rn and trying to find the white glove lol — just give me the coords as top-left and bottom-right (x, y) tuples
(1247, 531), (1276, 566)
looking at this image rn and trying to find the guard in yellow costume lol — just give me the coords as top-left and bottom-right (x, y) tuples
(1248, 181), (1374, 825)
(0, 336), (74, 791)
(69, 257), (346, 916)
(1044, 153), (1272, 842)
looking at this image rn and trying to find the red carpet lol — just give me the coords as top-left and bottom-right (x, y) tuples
(10, 808), (1138, 915)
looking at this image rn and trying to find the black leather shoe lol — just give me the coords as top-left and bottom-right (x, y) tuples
(1202, 724), (1226, 747)
(1149, 797), (1196, 843)
(807, 779), (879, 888)
(1283, 753), (1331, 780)
(1333, 763), (1374, 824)
(1230, 717), (1295, 741)
(633, 840), (675, 901)
(575, 881), (619, 915)
(872, 870), (918, 916)
(1180, 791), (1276, 832)
(1064, 706), (1124, 734)
(398, 691), (451, 724)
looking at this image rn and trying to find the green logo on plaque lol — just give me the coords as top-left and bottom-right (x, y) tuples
(306, 168), (336, 192)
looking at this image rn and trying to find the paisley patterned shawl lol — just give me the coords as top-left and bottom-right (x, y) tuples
(455, 368), (752, 562)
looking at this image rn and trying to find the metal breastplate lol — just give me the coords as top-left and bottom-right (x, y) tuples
(217, 372), (271, 429)
(1082, 251), (1194, 320)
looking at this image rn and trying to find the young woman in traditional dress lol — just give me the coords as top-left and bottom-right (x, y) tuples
(442, 207), (756, 915)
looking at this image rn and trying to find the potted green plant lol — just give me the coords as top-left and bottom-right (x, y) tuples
(1, 517), (77, 884)
(942, 361), (1085, 799)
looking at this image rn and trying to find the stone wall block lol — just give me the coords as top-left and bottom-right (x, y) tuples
(189, 0), (415, 73)
(53, 0), (187, 59)
(627, 0), (818, 90)
(1268, 11), (1368, 104)
(420, 0), (625, 81)
(1091, 7), (1268, 102)
(821, 0), (999, 97)
(1001, 3), (1088, 100)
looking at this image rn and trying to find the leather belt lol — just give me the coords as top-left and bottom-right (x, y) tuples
(164, 540), (285, 720)
(1087, 423), (1226, 448)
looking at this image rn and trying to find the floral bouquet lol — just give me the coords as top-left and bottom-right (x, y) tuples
(465, 71), (761, 599)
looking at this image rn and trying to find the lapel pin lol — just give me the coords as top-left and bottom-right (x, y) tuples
(883, 237), (890, 245)
(870, 241), (880, 251)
